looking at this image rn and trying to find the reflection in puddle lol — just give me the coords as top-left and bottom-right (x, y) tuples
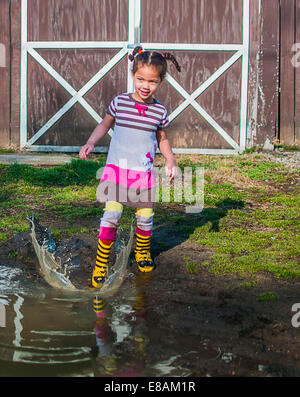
(0, 266), (218, 377)
(0, 265), (267, 377)
(92, 274), (152, 377)
(152, 355), (181, 376)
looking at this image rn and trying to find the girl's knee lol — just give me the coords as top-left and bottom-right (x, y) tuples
(135, 207), (154, 233)
(101, 202), (123, 226)
(98, 202), (123, 240)
(104, 201), (123, 213)
(135, 208), (154, 218)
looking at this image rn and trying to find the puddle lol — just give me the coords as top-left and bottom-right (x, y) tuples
(1, 263), (298, 377)
(0, 266), (229, 377)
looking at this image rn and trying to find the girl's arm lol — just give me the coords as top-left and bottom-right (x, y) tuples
(79, 114), (115, 159)
(156, 129), (177, 181)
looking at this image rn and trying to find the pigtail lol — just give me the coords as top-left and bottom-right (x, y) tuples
(163, 52), (181, 72)
(129, 45), (143, 62)
(129, 46), (181, 80)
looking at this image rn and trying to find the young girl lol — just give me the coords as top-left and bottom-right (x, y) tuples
(79, 46), (181, 288)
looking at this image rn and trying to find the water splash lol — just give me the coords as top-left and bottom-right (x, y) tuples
(26, 216), (134, 297)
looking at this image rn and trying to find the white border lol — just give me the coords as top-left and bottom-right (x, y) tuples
(20, 0), (250, 154)
(20, 0), (28, 149)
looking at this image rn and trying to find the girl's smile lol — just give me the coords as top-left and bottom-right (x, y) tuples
(132, 65), (161, 103)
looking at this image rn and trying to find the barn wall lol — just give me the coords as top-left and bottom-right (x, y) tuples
(280, 0), (300, 146)
(0, 0), (296, 151)
(247, 0), (280, 148)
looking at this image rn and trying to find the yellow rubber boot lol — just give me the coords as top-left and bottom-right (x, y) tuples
(91, 239), (113, 288)
(134, 233), (155, 272)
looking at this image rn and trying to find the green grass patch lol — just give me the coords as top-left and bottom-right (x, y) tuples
(257, 291), (279, 302)
(0, 214), (29, 234)
(273, 145), (300, 151)
(44, 203), (100, 220)
(183, 256), (199, 274)
(0, 148), (16, 153)
(48, 185), (97, 202)
(238, 281), (259, 288)
(192, 222), (300, 279)
(0, 158), (104, 187)
(0, 233), (8, 240)
(177, 157), (219, 170)
(269, 193), (300, 207)
(204, 183), (248, 207)
(240, 161), (287, 182)
(50, 226), (89, 240)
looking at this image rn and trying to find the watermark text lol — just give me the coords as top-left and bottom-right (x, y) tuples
(0, 303), (6, 327)
(0, 43), (5, 68)
(291, 303), (300, 328)
(96, 162), (204, 214)
(291, 43), (300, 68)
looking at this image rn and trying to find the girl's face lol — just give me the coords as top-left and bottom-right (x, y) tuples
(132, 64), (161, 103)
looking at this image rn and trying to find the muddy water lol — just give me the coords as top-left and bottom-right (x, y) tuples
(0, 265), (221, 377)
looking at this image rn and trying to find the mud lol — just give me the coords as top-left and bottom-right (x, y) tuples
(1, 217), (300, 377)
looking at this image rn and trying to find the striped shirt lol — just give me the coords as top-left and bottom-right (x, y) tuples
(96, 93), (169, 208)
(107, 93), (169, 133)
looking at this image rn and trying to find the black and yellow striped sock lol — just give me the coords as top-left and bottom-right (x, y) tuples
(93, 295), (107, 315)
(135, 233), (151, 253)
(134, 233), (155, 272)
(92, 239), (113, 288)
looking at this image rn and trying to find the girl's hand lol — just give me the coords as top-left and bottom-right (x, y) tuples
(165, 160), (178, 182)
(79, 143), (94, 160)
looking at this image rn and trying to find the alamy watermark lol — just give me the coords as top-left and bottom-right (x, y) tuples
(291, 43), (300, 68)
(96, 162), (204, 214)
(291, 303), (300, 328)
(0, 43), (5, 68)
(0, 303), (5, 327)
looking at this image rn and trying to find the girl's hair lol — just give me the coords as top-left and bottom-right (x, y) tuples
(129, 46), (181, 80)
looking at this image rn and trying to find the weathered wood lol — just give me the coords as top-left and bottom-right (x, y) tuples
(280, 0), (295, 145)
(28, 0), (128, 41)
(248, 0), (280, 147)
(247, 0), (261, 148)
(141, 0), (243, 44)
(10, 0), (21, 150)
(0, 0), (11, 148)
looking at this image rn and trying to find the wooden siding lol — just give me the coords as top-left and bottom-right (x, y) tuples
(296, 0), (300, 145)
(280, 0), (300, 146)
(0, 0), (10, 149)
(247, 0), (280, 148)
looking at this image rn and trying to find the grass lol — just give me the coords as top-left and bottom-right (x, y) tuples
(0, 152), (299, 284)
(183, 256), (199, 274)
(0, 158), (105, 187)
(256, 291), (279, 302)
(0, 148), (16, 153)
